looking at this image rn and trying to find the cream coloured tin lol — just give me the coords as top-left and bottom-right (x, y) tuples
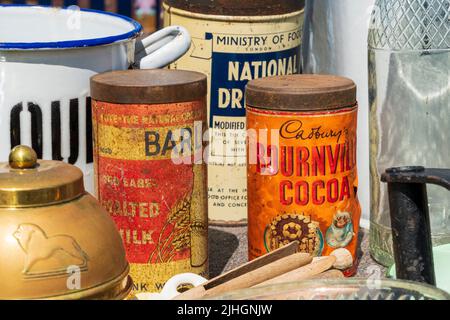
(164, 0), (305, 224)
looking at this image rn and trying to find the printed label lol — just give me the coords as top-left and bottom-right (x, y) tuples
(209, 37), (301, 127)
(247, 107), (361, 276)
(92, 100), (208, 293)
(165, 9), (304, 222)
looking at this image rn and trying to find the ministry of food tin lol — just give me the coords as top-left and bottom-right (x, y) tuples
(91, 70), (208, 293)
(164, 0), (305, 225)
(246, 75), (361, 276)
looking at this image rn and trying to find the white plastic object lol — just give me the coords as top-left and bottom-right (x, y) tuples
(135, 273), (208, 300)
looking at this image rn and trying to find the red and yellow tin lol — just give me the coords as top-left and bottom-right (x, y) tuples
(91, 70), (208, 293)
(246, 75), (361, 276)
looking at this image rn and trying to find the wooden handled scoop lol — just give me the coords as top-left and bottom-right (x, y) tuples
(175, 241), (312, 300)
(254, 256), (337, 287)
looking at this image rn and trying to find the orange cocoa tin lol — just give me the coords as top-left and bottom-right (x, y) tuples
(91, 70), (208, 293)
(246, 75), (361, 276)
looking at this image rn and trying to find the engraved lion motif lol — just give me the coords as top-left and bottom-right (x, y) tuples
(13, 224), (89, 277)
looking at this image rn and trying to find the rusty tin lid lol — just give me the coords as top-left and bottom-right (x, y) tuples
(164, 0), (305, 16)
(91, 69), (207, 104)
(246, 75), (357, 112)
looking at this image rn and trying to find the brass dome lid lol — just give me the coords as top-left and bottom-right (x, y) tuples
(0, 146), (131, 300)
(0, 146), (84, 208)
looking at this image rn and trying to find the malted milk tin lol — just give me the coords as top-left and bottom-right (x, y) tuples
(246, 75), (362, 276)
(91, 70), (208, 293)
(164, 0), (305, 225)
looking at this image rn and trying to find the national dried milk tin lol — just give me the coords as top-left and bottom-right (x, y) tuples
(91, 70), (208, 293)
(164, 0), (305, 225)
(246, 75), (361, 276)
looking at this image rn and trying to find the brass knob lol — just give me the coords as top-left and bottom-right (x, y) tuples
(9, 146), (38, 170)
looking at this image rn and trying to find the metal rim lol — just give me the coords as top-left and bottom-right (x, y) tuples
(209, 278), (450, 300)
(41, 266), (132, 300)
(0, 4), (142, 50)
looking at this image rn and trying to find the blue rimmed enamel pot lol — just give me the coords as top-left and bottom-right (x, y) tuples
(0, 4), (191, 193)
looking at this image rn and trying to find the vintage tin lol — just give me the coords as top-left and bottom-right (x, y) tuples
(246, 75), (361, 276)
(91, 70), (208, 294)
(164, 0), (305, 225)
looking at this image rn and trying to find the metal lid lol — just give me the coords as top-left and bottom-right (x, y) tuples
(164, 0), (305, 16)
(91, 69), (207, 104)
(0, 146), (84, 208)
(246, 75), (357, 111)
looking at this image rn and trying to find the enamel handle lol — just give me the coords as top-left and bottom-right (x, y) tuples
(162, 273), (208, 300)
(136, 26), (191, 69)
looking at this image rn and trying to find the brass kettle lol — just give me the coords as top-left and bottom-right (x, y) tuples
(0, 146), (132, 300)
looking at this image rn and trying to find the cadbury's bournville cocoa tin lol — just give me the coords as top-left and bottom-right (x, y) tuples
(90, 70), (208, 293)
(246, 75), (362, 276)
(164, 0), (305, 225)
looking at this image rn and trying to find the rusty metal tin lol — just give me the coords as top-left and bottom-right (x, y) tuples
(90, 70), (207, 104)
(246, 75), (357, 111)
(164, 0), (305, 226)
(91, 69), (209, 294)
(0, 146), (131, 300)
(246, 75), (361, 276)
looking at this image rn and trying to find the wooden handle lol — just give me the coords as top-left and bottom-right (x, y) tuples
(257, 269), (346, 300)
(174, 241), (301, 300)
(201, 253), (312, 298)
(205, 241), (299, 289)
(176, 252), (312, 300)
(173, 286), (207, 300)
(254, 256), (336, 287)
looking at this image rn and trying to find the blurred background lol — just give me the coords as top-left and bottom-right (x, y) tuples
(0, 0), (162, 33)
